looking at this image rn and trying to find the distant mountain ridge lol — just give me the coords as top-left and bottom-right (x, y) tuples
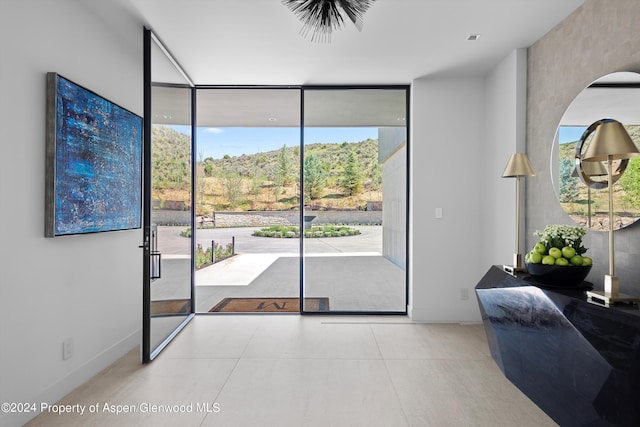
(152, 125), (380, 187)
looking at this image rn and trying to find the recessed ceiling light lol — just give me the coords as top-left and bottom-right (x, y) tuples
(397, 117), (405, 122)
(467, 34), (480, 41)
(268, 117), (277, 122)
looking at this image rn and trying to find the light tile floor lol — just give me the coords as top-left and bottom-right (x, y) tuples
(25, 315), (557, 427)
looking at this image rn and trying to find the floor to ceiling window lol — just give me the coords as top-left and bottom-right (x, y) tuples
(301, 88), (408, 313)
(188, 86), (408, 314)
(194, 88), (302, 313)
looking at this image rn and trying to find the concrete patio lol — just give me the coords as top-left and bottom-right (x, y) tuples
(152, 225), (406, 313)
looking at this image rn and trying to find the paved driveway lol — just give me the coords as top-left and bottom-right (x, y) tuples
(157, 225), (383, 256)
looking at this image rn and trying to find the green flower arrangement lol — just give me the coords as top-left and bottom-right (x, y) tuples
(533, 224), (588, 255)
(526, 224), (592, 267)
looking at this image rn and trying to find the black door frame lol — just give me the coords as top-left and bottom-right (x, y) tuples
(142, 28), (196, 363)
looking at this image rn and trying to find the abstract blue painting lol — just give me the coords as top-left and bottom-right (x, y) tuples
(45, 73), (142, 236)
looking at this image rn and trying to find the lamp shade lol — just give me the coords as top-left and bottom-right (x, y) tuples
(582, 119), (640, 162)
(571, 160), (607, 177)
(502, 153), (536, 178)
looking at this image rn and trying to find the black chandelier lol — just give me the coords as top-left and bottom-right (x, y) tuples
(282, 0), (376, 43)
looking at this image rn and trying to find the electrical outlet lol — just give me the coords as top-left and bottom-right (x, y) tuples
(460, 288), (469, 301)
(62, 338), (74, 360)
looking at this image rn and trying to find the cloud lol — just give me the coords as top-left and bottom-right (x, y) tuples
(205, 127), (224, 134)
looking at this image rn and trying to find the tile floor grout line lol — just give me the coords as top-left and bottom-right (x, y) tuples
(198, 356), (242, 427)
(369, 322), (413, 427)
(195, 317), (262, 426)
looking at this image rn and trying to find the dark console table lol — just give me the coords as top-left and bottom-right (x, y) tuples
(475, 266), (640, 427)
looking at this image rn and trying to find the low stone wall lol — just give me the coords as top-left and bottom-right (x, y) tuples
(152, 210), (191, 225)
(152, 210), (382, 227)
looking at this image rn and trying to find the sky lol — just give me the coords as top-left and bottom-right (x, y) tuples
(558, 126), (587, 144)
(167, 125), (378, 159)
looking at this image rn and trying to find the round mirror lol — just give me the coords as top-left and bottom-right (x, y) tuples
(551, 72), (640, 231)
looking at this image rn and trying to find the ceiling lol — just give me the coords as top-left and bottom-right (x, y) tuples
(152, 85), (408, 127)
(120, 0), (587, 85)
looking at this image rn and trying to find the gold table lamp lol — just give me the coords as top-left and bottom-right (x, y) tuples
(580, 119), (640, 306)
(502, 153), (536, 273)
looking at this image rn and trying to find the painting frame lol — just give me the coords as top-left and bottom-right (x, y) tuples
(45, 73), (143, 237)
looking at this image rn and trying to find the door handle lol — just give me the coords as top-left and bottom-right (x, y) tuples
(151, 251), (161, 280)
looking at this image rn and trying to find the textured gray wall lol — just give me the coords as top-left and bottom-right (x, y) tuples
(526, 0), (640, 295)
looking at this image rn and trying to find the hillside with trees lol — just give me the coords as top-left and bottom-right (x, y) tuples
(151, 125), (383, 214)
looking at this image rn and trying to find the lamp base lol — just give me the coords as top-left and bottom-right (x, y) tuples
(587, 275), (639, 307)
(503, 254), (526, 275)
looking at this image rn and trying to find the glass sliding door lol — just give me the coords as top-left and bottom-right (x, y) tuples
(301, 87), (408, 313)
(143, 29), (195, 362)
(194, 88), (302, 313)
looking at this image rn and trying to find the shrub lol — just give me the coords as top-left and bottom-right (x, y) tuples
(252, 224), (360, 238)
(195, 241), (235, 269)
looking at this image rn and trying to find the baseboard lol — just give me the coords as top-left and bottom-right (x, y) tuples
(3, 329), (141, 427)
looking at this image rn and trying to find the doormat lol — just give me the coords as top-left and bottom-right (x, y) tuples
(151, 299), (191, 316)
(209, 297), (329, 313)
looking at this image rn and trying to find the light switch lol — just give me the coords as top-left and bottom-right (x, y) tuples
(435, 207), (443, 219)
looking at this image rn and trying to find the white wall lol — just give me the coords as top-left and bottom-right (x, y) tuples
(482, 49), (529, 267)
(409, 49), (527, 322)
(409, 77), (485, 322)
(0, 1), (143, 426)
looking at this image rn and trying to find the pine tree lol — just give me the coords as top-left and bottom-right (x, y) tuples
(341, 148), (364, 196)
(276, 145), (294, 186)
(304, 154), (327, 200)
